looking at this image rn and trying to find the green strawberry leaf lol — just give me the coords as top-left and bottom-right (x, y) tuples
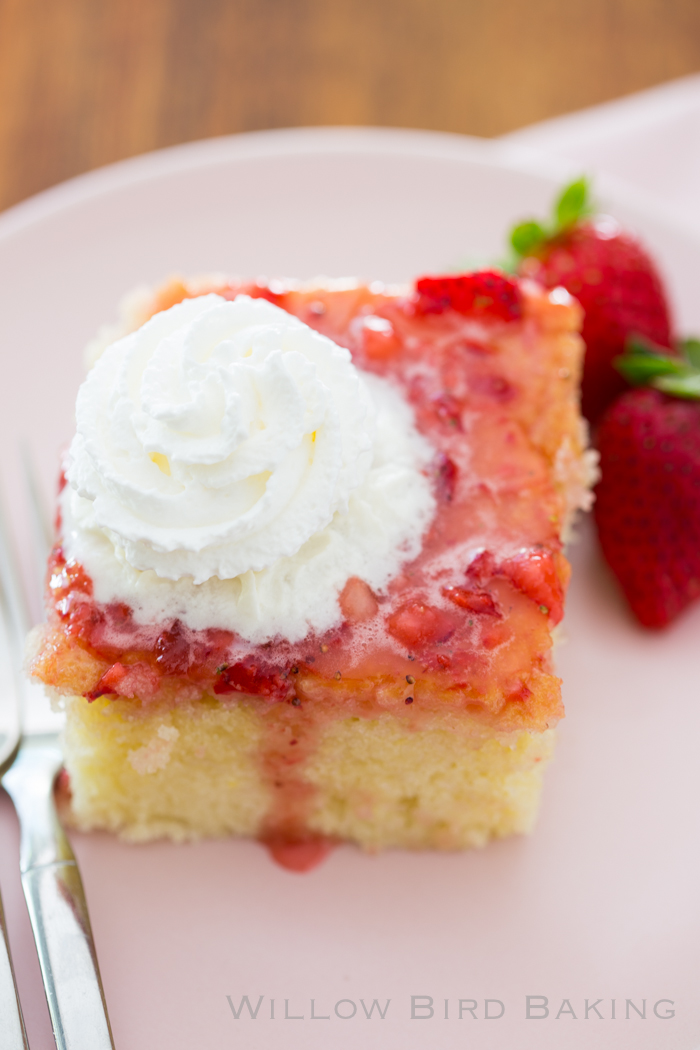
(554, 177), (590, 231)
(509, 221), (546, 257)
(614, 353), (685, 385)
(508, 175), (592, 261)
(626, 333), (668, 357)
(653, 373), (700, 399)
(680, 336), (700, 368)
(616, 333), (700, 400)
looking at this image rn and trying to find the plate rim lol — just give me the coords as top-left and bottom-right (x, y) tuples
(0, 124), (696, 258)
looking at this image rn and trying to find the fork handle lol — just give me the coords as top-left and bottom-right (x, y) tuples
(3, 742), (115, 1050)
(0, 888), (29, 1049)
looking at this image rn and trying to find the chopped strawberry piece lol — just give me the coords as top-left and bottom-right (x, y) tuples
(442, 586), (500, 616)
(191, 629), (236, 675)
(359, 315), (401, 360)
(49, 547), (93, 597)
(430, 392), (462, 430)
(507, 682), (533, 705)
(415, 271), (522, 321)
(500, 549), (567, 624)
(87, 661), (159, 701)
(214, 661), (291, 700)
(87, 661), (125, 699)
(467, 547), (566, 624)
(387, 601), (455, 647)
(434, 453), (457, 502)
(60, 595), (106, 644)
(339, 577), (378, 622)
(155, 620), (192, 675)
(465, 550), (498, 583)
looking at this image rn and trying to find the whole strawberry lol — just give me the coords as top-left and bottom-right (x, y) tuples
(510, 179), (674, 423)
(595, 338), (700, 627)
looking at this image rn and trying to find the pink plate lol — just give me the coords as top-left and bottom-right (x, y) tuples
(0, 127), (698, 1050)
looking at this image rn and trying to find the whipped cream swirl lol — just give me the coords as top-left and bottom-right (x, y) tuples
(65, 292), (436, 643)
(69, 294), (378, 582)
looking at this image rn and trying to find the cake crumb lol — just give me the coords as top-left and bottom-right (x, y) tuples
(128, 724), (180, 775)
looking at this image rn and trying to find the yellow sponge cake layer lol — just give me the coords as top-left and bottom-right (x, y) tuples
(305, 716), (554, 850)
(63, 693), (554, 850)
(63, 695), (270, 842)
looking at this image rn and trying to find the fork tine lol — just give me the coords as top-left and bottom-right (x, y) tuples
(0, 480), (30, 1049)
(0, 894), (29, 1049)
(21, 444), (52, 622)
(21, 445), (51, 564)
(0, 478), (30, 645)
(1, 471), (116, 1050)
(0, 481), (24, 767)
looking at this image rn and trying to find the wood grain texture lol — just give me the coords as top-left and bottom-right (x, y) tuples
(0, 0), (699, 211)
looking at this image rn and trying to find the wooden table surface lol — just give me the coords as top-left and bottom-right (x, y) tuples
(0, 0), (699, 215)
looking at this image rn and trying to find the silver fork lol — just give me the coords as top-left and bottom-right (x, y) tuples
(0, 476), (115, 1050)
(0, 510), (28, 1049)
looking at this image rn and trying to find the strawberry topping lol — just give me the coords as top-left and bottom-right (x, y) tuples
(415, 271), (522, 321)
(214, 660), (292, 700)
(155, 620), (192, 675)
(467, 547), (567, 624)
(442, 586), (500, 617)
(387, 601), (456, 647)
(88, 661), (160, 702)
(36, 277), (574, 735)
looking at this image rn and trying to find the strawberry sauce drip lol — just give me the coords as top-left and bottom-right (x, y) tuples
(263, 836), (336, 873)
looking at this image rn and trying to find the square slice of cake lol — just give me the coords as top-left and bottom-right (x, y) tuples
(29, 269), (593, 869)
